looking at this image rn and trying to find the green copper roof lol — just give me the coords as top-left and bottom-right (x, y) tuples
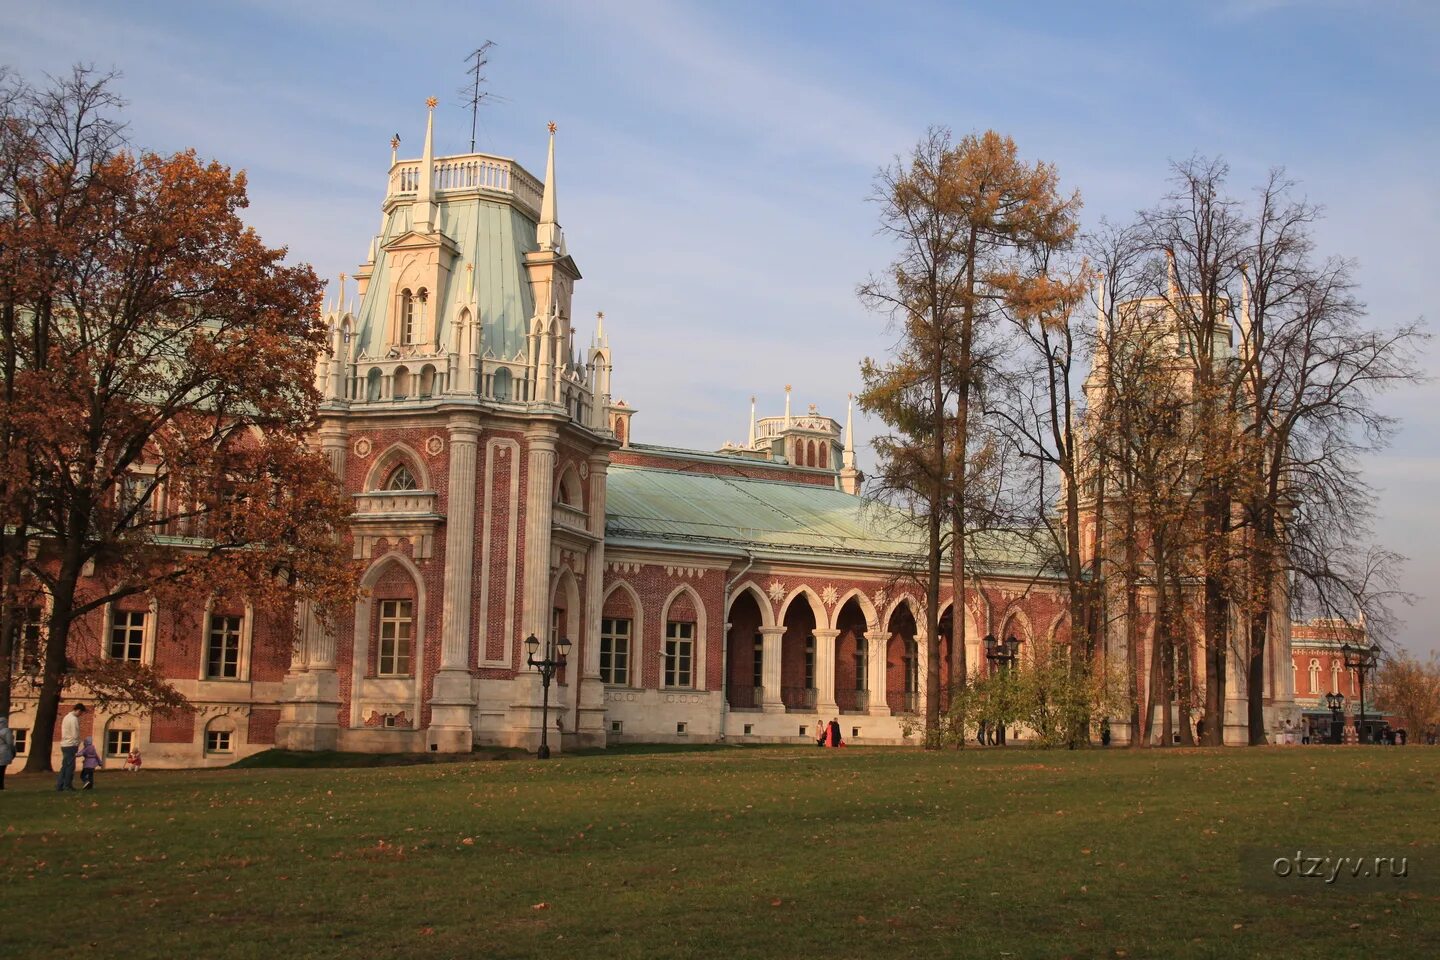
(604, 464), (1058, 575)
(351, 198), (537, 362)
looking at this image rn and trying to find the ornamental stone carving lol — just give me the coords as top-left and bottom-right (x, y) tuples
(353, 437), (373, 458)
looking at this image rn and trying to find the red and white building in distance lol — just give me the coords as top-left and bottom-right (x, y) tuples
(6, 107), (1310, 767)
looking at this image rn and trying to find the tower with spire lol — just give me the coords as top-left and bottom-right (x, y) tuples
(284, 100), (619, 758)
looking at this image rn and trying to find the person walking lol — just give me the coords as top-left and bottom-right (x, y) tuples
(78, 736), (104, 789)
(56, 703), (85, 792)
(0, 716), (15, 790)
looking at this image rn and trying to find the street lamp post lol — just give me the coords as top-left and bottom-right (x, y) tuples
(1324, 691), (1346, 745)
(984, 634), (1023, 746)
(525, 633), (571, 759)
(1341, 642), (1380, 744)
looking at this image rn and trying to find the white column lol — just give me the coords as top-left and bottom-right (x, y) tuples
(915, 630), (930, 722)
(867, 623), (890, 715)
(427, 419), (480, 752)
(759, 626), (786, 713)
(814, 628), (839, 715)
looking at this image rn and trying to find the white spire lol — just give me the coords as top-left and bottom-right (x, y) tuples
(415, 97), (438, 234)
(1165, 247), (1179, 300)
(1238, 262), (1252, 359)
(537, 121), (563, 253)
(843, 393), (855, 469)
(596, 310), (606, 346)
(784, 384), (792, 427)
(1094, 270), (1107, 340)
(747, 395), (757, 447)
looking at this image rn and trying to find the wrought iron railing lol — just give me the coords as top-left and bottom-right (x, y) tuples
(782, 686), (816, 710)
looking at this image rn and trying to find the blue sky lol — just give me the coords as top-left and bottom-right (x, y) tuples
(5, 0), (1437, 654)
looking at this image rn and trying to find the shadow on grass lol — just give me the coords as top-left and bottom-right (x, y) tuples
(230, 747), (527, 769)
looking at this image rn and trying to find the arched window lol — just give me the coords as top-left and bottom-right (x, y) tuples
(418, 364), (436, 398)
(386, 464), (419, 491)
(366, 367), (382, 401)
(819, 442), (828, 469)
(1308, 658), (1321, 694)
(416, 288), (428, 343)
(1331, 659), (1341, 692)
(556, 466), (582, 508)
(393, 366), (411, 399)
(493, 367), (513, 400)
(400, 289), (415, 344)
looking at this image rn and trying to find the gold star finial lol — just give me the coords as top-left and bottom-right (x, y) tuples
(339, 272), (346, 283)
(426, 96), (438, 109)
(390, 135), (399, 150)
(547, 121), (557, 134)
(597, 310), (605, 321)
(785, 384), (792, 392)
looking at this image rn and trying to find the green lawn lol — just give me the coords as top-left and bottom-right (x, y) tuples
(3, 745), (1437, 959)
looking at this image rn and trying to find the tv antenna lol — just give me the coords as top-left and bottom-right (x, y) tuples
(461, 42), (497, 153)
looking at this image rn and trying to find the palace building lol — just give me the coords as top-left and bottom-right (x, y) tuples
(4, 105), (1301, 769)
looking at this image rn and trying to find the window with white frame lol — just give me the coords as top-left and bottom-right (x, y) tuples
(400, 289), (415, 344)
(1308, 658), (1321, 694)
(105, 726), (134, 758)
(13, 729), (27, 755)
(109, 609), (147, 663)
(1331, 660), (1341, 692)
(205, 613), (243, 679)
(386, 464), (419, 491)
(600, 617), (630, 685)
(664, 621), (694, 688)
(206, 728), (233, 754)
(378, 599), (414, 676)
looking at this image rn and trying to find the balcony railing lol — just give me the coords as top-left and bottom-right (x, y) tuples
(782, 686), (816, 711)
(888, 690), (920, 714)
(352, 491), (439, 517)
(386, 153), (544, 218)
(836, 687), (868, 713)
(726, 685), (764, 710)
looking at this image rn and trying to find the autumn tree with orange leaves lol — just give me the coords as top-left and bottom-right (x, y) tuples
(1, 67), (356, 770)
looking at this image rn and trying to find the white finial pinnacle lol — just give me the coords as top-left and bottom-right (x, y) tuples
(1238, 262), (1252, 357)
(844, 395), (856, 461)
(415, 98), (437, 234)
(784, 384), (792, 427)
(748, 395), (757, 447)
(596, 310), (605, 343)
(537, 122), (562, 252)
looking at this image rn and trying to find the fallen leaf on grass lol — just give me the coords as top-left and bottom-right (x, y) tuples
(532, 903), (550, 911)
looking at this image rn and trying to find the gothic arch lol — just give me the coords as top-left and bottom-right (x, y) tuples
(997, 606), (1033, 641)
(603, 580), (646, 684)
(778, 584), (826, 626)
(727, 581), (775, 629)
(349, 550), (428, 727)
(363, 441), (432, 492)
(661, 583), (709, 690)
(881, 593), (922, 632)
(549, 566), (582, 641)
(829, 588), (878, 632)
(556, 463), (584, 508)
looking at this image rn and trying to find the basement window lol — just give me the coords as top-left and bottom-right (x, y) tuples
(610, 720), (623, 734)
(676, 722), (688, 735)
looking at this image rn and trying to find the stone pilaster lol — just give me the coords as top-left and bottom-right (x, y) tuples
(759, 626), (786, 713)
(428, 418), (480, 753)
(814, 628), (840, 716)
(521, 433), (557, 642)
(573, 454), (610, 747)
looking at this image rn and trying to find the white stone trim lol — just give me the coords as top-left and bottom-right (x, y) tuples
(349, 552), (427, 729)
(479, 437), (522, 667)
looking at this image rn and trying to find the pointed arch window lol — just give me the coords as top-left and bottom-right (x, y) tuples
(385, 464), (419, 491)
(1308, 658), (1321, 694)
(400, 289), (415, 345)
